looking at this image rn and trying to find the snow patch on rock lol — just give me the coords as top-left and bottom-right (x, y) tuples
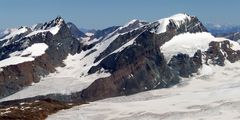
(0, 43), (48, 68)
(160, 32), (240, 62)
(26, 26), (60, 37)
(155, 13), (191, 34)
(47, 61), (240, 120)
(0, 27), (28, 41)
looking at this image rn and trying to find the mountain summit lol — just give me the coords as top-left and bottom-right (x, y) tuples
(0, 13), (219, 99)
(1, 13), (240, 119)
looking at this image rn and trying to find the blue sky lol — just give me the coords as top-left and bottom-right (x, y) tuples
(0, 0), (240, 29)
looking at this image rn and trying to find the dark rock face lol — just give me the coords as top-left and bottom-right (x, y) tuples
(41, 24), (82, 66)
(84, 16), (209, 101)
(118, 20), (148, 33)
(168, 40), (240, 78)
(149, 15), (207, 35)
(67, 22), (86, 38)
(0, 98), (76, 120)
(168, 50), (202, 77)
(0, 14), (209, 101)
(1, 14), (236, 109)
(0, 27), (32, 60)
(86, 31), (180, 101)
(80, 26), (120, 51)
(0, 54), (55, 98)
(0, 17), (82, 98)
(93, 16), (208, 64)
(93, 26), (120, 39)
(94, 28), (146, 63)
(205, 40), (240, 66)
(3, 15), (240, 120)
(170, 16), (208, 34)
(224, 32), (240, 41)
(35, 16), (63, 30)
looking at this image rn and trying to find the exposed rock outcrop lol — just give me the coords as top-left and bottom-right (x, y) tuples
(0, 17), (82, 98)
(205, 40), (240, 66)
(168, 50), (202, 77)
(67, 22), (86, 38)
(0, 98), (76, 120)
(1, 14), (240, 120)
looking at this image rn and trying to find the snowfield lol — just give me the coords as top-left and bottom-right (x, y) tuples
(0, 22), (146, 101)
(26, 25), (60, 37)
(0, 33), (122, 101)
(118, 19), (145, 30)
(47, 61), (240, 120)
(2, 14), (240, 120)
(160, 32), (240, 62)
(0, 43), (48, 68)
(0, 27), (28, 41)
(155, 13), (191, 34)
(0, 19), (145, 102)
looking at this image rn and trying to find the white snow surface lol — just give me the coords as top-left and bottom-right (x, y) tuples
(20, 43), (49, 57)
(119, 19), (138, 30)
(155, 13), (191, 34)
(0, 21), (61, 41)
(0, 32), (124, 101)
(47, 61), (240, 120)
(0, 43), (48, 68)
(118, 19), (145, 30)
(0, 19), (146, 102)
(0, 57), (34, 68)
(160, 32), (240, 62)
(85, 32), (94, 37)
(26, 26), (60, 37)
(0, 27), (28, 41)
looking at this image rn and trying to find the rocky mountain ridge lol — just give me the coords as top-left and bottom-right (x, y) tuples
(0, 16), (82, 98)
(1, 13), (240, 120)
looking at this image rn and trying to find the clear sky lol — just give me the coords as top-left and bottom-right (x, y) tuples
(0, 0), (240, 29)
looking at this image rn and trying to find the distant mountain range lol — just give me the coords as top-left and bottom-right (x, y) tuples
(79, 28), (97, 34)
(0, 30), (4, 38)
(1, 14), (240, 120)
(205, 23), (240, 41)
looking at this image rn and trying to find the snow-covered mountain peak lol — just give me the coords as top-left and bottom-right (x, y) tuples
(67, 22), (86, 38)
(118, 19), (147, 33)
(154, 13), (192, 34)
(3, 13), (240, 120)
(0, 26), (31, 41)
(121, 19), (145, 29)
(26, 16), (67, 37)
(166, 13), (191, 21)
(32, 16), (65, 32)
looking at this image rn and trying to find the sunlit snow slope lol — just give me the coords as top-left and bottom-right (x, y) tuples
(47, 61), (240, 120)
(0, 30), (125, 101)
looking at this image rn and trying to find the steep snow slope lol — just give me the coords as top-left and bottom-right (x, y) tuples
(0, 15), (147, 101)
(26, 26), (60, 37)
(155, 13), (191, 34)
(0, 31), (125, 101)
(0, 43), (48, 68)
(0, 13), (214, 101)
(0, 27), (28, 41)
(0, 24), (146, 101)
(47, 61), (240, 120)
(118, 19), (146, 30)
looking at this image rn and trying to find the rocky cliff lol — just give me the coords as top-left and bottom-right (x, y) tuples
(0, 17), (82, 98)
(1, 13), (240, 119)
